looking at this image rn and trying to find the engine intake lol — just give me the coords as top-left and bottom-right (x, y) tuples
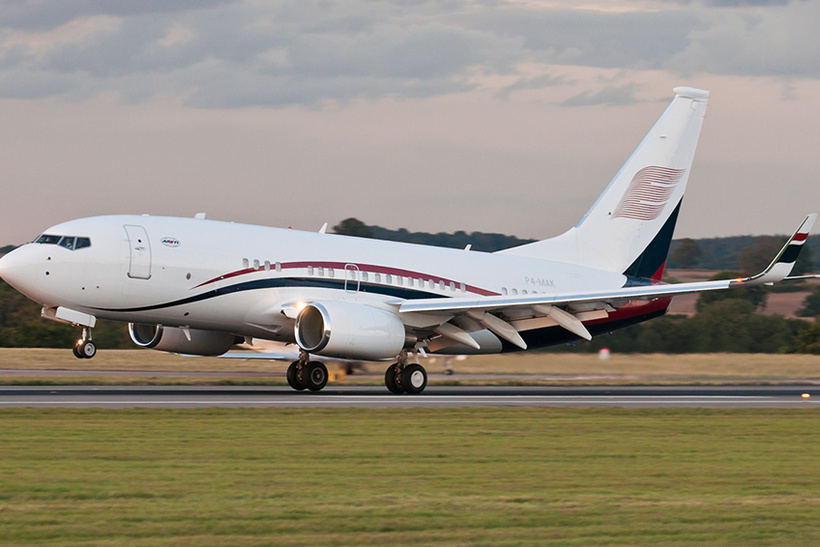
(128, 323), (238, 356)
(295, 301), (408, 360)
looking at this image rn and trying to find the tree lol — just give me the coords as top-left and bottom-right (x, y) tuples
(797, 286), (820, 317)
(696, 271), (767, 311)
(795, 244), (814, 276)
(332, 218), (373, 238)
(795, 322), (820, 354)
(737, 236), (783, 275)
(670, 238), (702, 268)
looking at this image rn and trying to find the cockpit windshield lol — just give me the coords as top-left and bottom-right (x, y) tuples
(35, 234), (91, 250)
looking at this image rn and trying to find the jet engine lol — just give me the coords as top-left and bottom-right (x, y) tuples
(128, 323), (239, 356)
(295, 301), (409, 360)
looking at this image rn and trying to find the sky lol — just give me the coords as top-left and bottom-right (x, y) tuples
(1, 0), (819, 245)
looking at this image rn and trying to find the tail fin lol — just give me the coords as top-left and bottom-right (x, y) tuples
(499, 87), (709, 280)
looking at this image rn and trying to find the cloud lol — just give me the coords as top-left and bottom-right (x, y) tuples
(0, 0), (818, 108)
(0, 0), (237, 30)
(666, 1), (820, 79)
(561, 85), (641, 107)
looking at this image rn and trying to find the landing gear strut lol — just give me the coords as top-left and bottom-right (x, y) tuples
(286, 350), (328, 392)
(384, 350), (427, 395)
(72, 327), (96, 359)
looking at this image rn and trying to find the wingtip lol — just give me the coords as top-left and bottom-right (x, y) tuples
(742, 214), (817, 286)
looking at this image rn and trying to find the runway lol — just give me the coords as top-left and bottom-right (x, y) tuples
(0, 385), (818, 408)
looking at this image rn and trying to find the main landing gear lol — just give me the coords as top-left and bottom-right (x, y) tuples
(72, 327), (96, 359)
(384, 351), (428, 395)
(286, 350), (329, 392)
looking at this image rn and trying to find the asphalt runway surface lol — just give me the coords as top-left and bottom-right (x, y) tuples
(1, 385), (819, 409)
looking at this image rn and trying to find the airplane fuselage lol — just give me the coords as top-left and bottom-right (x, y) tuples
(0, 214), (666, 354)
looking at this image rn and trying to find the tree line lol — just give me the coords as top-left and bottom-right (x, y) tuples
(1, 219), (819, 353)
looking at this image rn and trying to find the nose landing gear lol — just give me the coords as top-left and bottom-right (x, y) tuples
(72, 327), (96, 359)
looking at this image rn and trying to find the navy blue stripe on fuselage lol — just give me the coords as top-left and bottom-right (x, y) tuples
(92, 277), (448, 313)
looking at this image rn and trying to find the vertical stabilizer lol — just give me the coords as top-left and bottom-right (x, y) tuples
(499, 87), (709, 279)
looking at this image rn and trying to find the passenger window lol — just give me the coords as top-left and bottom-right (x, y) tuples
(253, 259), (260, 270)
(460, 283), (466, 292)
(318, 267), (324, 277)
(502, 288), (508, 295)
(328, 268), (334, 278)
(275, 262), (282, 272)
(374, 273), (381, 283)
(264, 260), (271, 272)
(512, 288), (518, 295)
(386, 274), (392, 284)
(361, 272), (368, 282)
(449, 282), (455, 291)
(242, 258), (250, 269)
(439, 280), (445, 290)
(308, 266), (314, 275)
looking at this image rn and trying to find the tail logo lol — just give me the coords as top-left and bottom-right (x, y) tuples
(612, 166), (685, 221)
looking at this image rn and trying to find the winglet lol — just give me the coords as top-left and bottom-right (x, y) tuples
(735, 214), (817, 286)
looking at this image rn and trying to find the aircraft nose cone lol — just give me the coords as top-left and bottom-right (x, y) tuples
(0, 246), (42, 298)
(0, 247), (26, 286)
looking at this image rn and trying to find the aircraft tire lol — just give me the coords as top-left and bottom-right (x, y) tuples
(72, 340), (85, 359)
(287, 361), (306, 391)
(401, 363), (427, 395)
(79, 340), (96, 359)
(304, 361), (328, 392)
(385, 363), (404, 394)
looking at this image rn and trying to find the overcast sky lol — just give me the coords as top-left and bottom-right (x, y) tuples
(1, 0), (819, 244)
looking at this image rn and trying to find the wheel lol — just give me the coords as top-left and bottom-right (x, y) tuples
(384, 363), (404, 394)
(72, 339), (84, 359)
(287, 361), (306, 391)
(303, 361), (328, 392)
(79, 340), (96, 359)
(401, 363), (427, 395)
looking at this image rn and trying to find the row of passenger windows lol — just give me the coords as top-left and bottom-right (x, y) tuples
(500, 287), (539, 296)
(241, 258), (468, 292)
(35, 234), (92, 251)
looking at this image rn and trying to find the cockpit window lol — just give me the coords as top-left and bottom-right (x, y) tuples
(35, 234), (61, 244)
(35, 234), (91, 250)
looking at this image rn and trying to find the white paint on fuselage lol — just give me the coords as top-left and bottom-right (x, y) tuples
(1, 214), (627, 343)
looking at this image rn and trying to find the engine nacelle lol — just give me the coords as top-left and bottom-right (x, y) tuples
(294, 301), (408, 360)
(128, 323), (238, 356)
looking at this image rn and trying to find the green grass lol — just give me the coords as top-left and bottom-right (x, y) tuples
(1, 408), (820, 545)
(3, 349), (820, 386)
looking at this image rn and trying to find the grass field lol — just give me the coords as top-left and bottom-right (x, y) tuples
(2, 407), (820, 545)
(2, 348), (820, 385)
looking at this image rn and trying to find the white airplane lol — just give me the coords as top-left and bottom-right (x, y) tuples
(0, 87), (815, 394)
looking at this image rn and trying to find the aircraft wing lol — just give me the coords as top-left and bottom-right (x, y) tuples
(398, 215), (816, 349)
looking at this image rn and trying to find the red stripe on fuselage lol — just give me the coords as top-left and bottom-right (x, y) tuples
(192, 261), (499, 296)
